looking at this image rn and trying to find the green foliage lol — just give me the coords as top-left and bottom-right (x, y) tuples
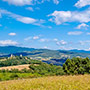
(63, 57), (90, 75)
(29, 62), (65, 76)
(10, 73), (19, 78)
(0, 61), (65, 81)
(0, 56), (41, 67)
(1, 56), (90, 82)
(0, 73), (41, 81)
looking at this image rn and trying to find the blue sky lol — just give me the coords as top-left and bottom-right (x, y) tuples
(0, 0), (90, 50)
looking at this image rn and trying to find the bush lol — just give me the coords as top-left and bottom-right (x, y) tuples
(29, 63), (65, 76)
(10, 74), (19, 78)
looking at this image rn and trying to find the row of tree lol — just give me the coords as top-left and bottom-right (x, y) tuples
(0, 56), (90, 75)
(0, 62), (65, 76)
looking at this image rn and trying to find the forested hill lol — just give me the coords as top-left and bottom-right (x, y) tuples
(0, 46), (90, 54)
(0, 46), (36, 54)
(0, 46), (90, 66)
(0, 46), (90, 58)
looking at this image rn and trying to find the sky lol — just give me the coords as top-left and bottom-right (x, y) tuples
(0, 0), (90, 50)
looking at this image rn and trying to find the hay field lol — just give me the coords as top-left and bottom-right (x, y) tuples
(0, 75), (90, 90)
(0, 64), (30, 70)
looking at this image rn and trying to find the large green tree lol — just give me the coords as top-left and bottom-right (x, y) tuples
(63, 57), (90, 75)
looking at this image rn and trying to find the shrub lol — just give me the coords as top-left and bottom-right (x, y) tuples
(10, 74), (19, 78)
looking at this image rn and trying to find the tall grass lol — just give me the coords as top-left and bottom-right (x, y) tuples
(0, 75), (90, 90)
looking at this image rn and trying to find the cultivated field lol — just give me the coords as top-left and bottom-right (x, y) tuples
(0, 64), (30, 70)
(0, 75), (90, 90)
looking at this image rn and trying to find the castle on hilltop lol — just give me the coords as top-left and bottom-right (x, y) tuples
(9, 54), (23, 59)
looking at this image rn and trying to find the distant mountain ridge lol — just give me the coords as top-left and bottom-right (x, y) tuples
(0, 46), (90, 54)
(69, 49), (90, 54)
(0, 46), (36, 54)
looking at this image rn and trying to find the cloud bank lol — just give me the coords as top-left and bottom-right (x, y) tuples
(75, 0), (90, 8)
(0, 40), (18, 46)
(2, 0), (60, 6)
(0, 9), (44, 26)
(48, 8), (90, 25)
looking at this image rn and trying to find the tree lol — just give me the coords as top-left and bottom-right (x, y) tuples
(63, 57), (90, 75)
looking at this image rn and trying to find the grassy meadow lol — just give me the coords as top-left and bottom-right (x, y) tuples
(0, 75), (90, 90)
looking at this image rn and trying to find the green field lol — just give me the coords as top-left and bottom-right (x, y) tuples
(0, 75), (90, 90)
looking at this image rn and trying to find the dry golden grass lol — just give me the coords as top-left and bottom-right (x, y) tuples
(0, 59), (7, 61)
(0, 64), (30, 70)
(0, 75), (90, 90)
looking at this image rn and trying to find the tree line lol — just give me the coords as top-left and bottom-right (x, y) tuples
(63, 57), (90, 75)
(0, 56), (90, 77)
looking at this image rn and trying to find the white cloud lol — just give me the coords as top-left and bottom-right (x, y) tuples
(24, 35), (40, 41)
(33, 36), (39, 40)
(60, 40), (67, 45)
(2, 0), (33, 6)
(2, 0), (60, 6)
(0, 24), (2, 27)
(0, 40), (18, 46)
(68, 31), (83, 35)
(36, 0), (60, 5)
(87, 32), (90, 35)
(37, 0), (60, 5)
(48, 11), (71, 25)
(54, 39), (67, 46)
(48, 8), (90, 25)
(0, 9), (44, 26)
(39, 38), (49, 42)
(56, 40), (67, 45)
(43, 46), (48, 49)
(75, 0), (90, 8)
(53, 0), (59, 5)
(8, 33), (16, 36)
(26, 7), (34, 11)
(79, 40), (90, 45)
(17, 17), (36, 24)
(53, 38), (58, 42)
(76, 23), (89, 29)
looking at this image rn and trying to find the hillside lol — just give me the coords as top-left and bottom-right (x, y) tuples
(0, 46), (36, 54)
(0, 64), (30, 70)
(0, 75), (90, 90)
(0, 46), (90, 65)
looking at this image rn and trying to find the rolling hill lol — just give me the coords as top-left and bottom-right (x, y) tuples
(0, 46), (90, 65)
